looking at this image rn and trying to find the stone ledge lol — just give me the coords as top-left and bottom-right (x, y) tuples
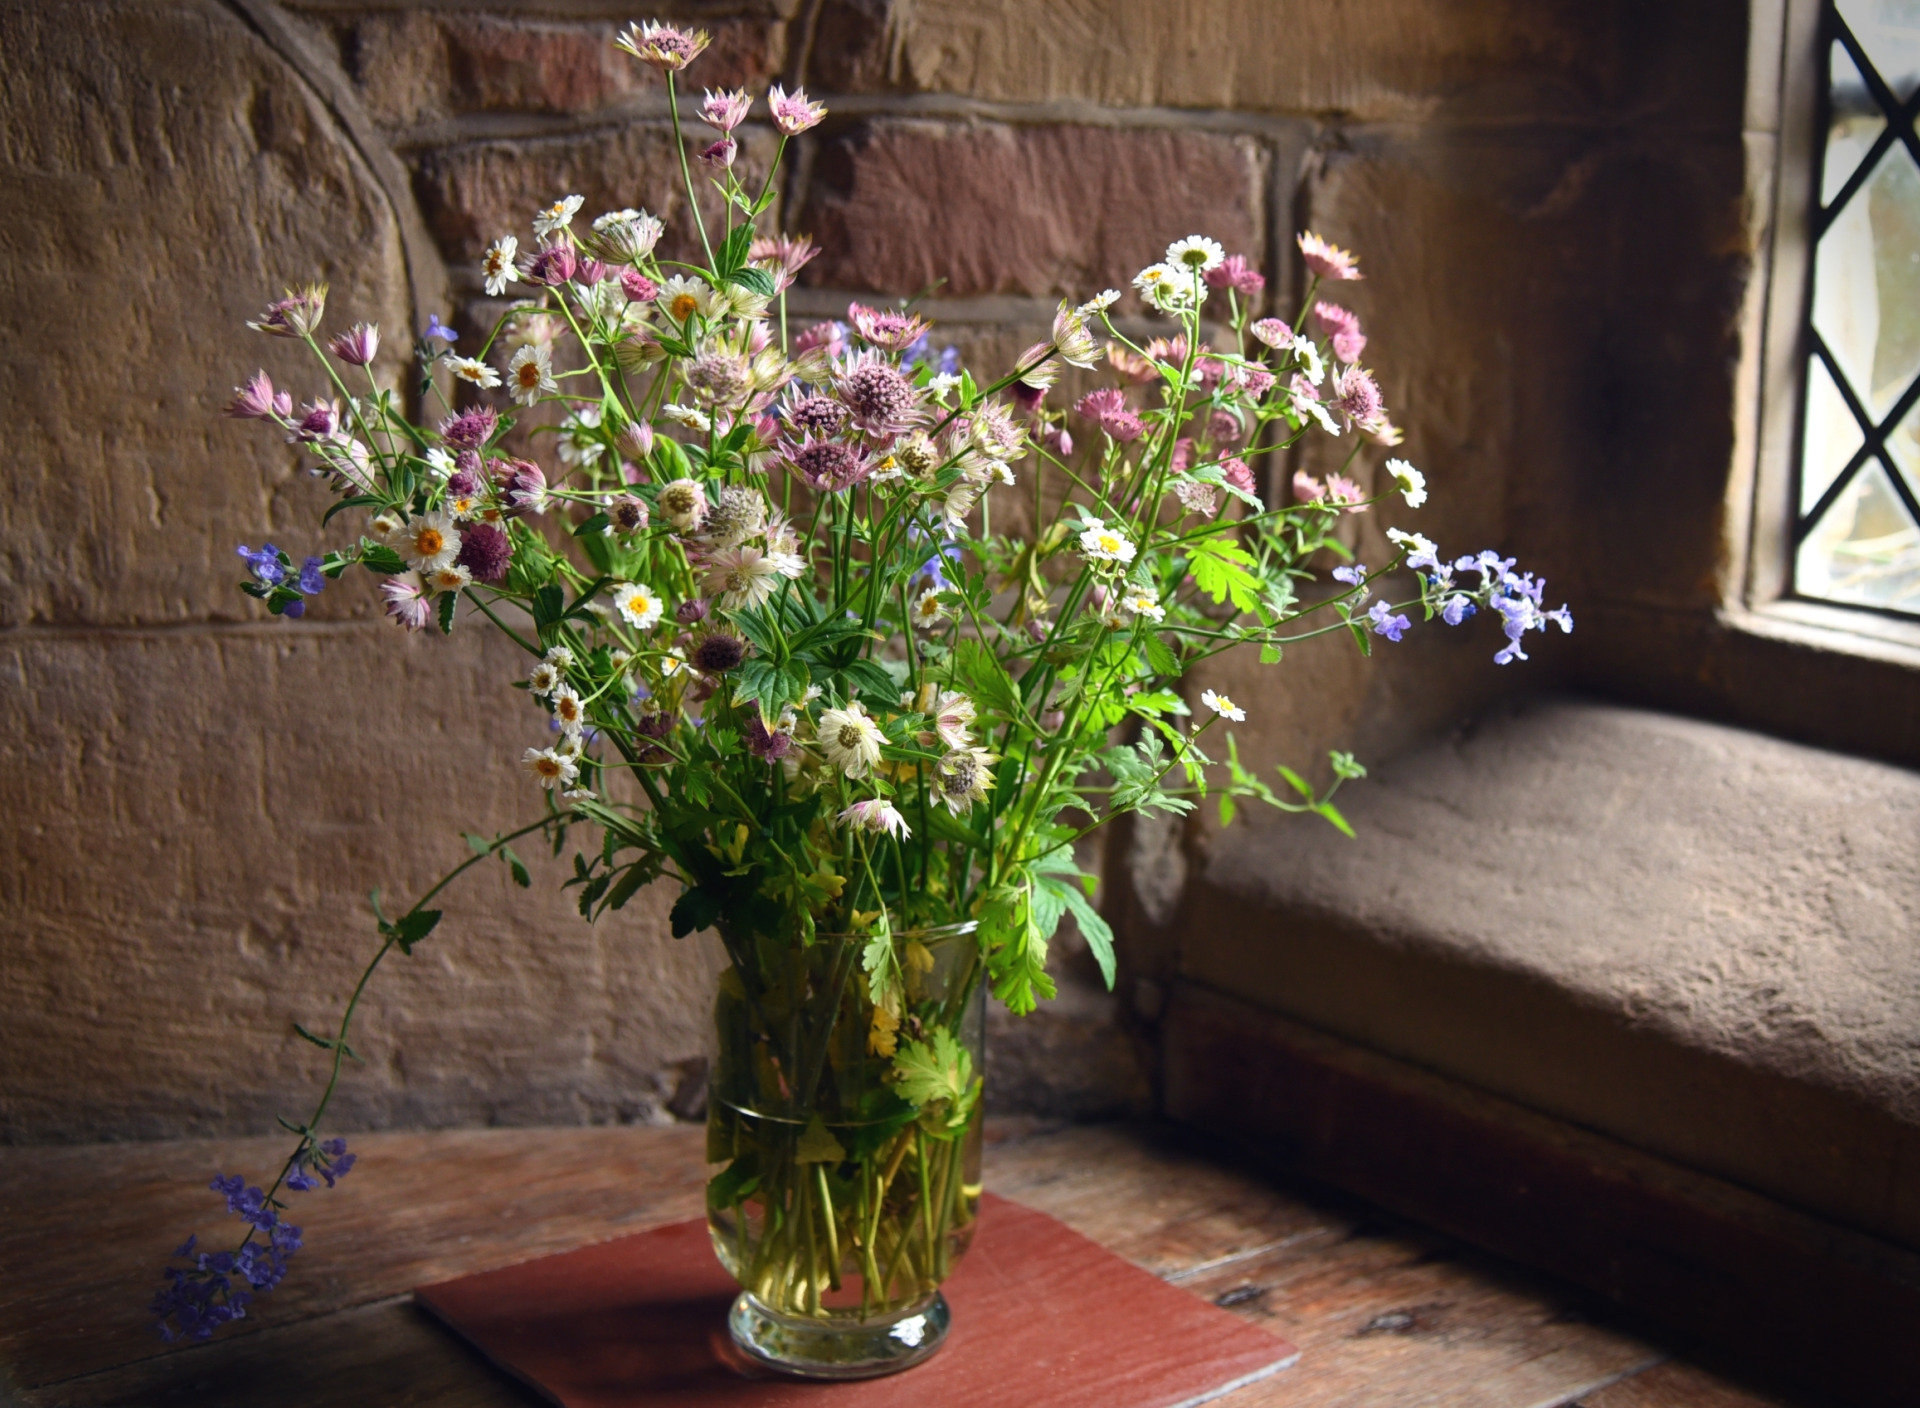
(1179, 696), (1920, 1250)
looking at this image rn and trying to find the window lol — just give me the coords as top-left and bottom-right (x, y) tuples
(1796, 0), (1920, 617)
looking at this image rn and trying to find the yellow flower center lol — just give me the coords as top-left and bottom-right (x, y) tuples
(1216, 695), (1237, 712)
(415, 527), (444, 556)
(536, 757), (561, 777)
(517, 364), (542, 388)
(670, 293), (699, 321)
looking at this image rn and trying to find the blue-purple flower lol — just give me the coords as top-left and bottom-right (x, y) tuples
(423, 313), (459, 344)
(1367, 600), (1411, 641)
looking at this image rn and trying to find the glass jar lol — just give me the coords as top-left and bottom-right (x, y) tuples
(706, 920), (984, 1378)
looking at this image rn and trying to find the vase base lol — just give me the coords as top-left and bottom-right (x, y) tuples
(727, 1290), (949, 1379)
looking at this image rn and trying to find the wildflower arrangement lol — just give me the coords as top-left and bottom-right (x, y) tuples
(153, 18), (1570, 1352)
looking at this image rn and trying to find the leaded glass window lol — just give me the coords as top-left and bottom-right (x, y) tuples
(1798, 0), (1920, 616)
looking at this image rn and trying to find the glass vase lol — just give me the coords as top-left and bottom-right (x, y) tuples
(705, 920), (985, 1379)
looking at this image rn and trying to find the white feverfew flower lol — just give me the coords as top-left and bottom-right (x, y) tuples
(611, 581), (664, 629)
(389, 510), (462, 572)
(1387, 458), (1427, 508)
(425, 563), (472, 593)
(926, 372), (962, 404)
(1121, 584), (1166, 622)
(543, 644), (575, 671)
(528, 660), (562, 696)
(1077, 288), (1122, 316)
(660, 403), (712, 433)
(1294, 338), (1326, 386)
(450, 356), (501, 389)
(424, 447), (457, 480)
(532, 194), (583, 237)
(818, 700), (885, 778)
(523, 746), (579, 790)
(507, 344), (557, 407)
(482, 235), (519, 297)
(1077, 519), (1138, 568)
(1132, 262), (1192, 311)
(1166, 235), (1225, 273)
(911, 587), (950, 630)
(550, 684), (587, 736)
(1201, 688), (1247, 722)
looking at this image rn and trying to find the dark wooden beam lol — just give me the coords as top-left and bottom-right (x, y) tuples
(1163, 981), (1920, 1408)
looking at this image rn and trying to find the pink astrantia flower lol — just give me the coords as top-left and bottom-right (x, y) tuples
(380, 571), (433, 631)
(833, 351), (923, 436)
(524, 243), (578, 287)
(1221, 457), (1257, 495)
(749, 234), (819, 293)
(1208, 409), (1244, 445)
(1292, 469), (1325, 504)
(1073, 389), (1144, 443)
(225, 371), (291, 420)
(698, 137), (736, 170)
(1205, 254), (1266, 296)
(848, 302), (930, 352)
(795, 320), (848, 358)
(328, 322), (380, 367)
(1314, 301), (1368, 363)
(1325, 472), (1369, 512)
(766, 84), (827, 136)
(502, 460), (549, 517)
(247, 283), (327, 339)
(1236, 365), (1277, 397)
(1331, 364), (1384, 426)
(1170, 438), (1196, 473)
(699, 88), (751, 132)
(1106, 342), (1159, 383)
(614, 20), (710, 72)
(784, 437), (873, 492)
(439, 406), (498, 450)
(1249, 318), (1294, 350)
(1173, 479), (1219, 517)
(619, 269), (659, 304)
(838, 798), (911, 840)
(291, 399), (342, 444)
(1298, 231), (1363, 281)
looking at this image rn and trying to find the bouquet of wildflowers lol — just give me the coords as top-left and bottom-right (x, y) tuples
(153, 17), (1569, 1352)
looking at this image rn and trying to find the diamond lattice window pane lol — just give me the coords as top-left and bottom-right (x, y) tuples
(1883, 396), (1920, 495)
(1812, 142), (1920, 417)
(1837, 0), (1920, 102)
(1797, 458), (1920, 611)
(1802, 355), (1868, 513)
(1825, 39), (1888, 204)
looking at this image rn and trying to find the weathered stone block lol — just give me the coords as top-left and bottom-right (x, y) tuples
(868, 0), (1745, 129)
(0, 0), (414, 629)
(413, 124), (780, 265)
(799, 121), (1266, 298)
(0, 625), (720, 1141)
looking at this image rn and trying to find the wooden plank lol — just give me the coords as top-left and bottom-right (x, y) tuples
(0, 1126), (708, 1389)
(1163, 981), (1920, 1408)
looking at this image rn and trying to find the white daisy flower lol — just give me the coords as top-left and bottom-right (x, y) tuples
(611, 581), (664, 629)
(660, 403), (711, 432)
(911, 588), (949, 630)
(561, 786), (596, 804)
(425, 563), (472, 593)
(1166, 235), (1226, 272)
(1201, 688), (1246, 722)
(1294, 338), (1326, 386)
(838, 798), (911, 840)
(705, 546), (781, 610)
(657, 648), (687, 679)
(482, 235), (519, 297)
(424, 447), (457, 480)
(926, 372), (962, 403)
(389, 510), (462, 572)
(1077, 289), (1122, 315)
(1077, 519), (1138, 568)
(659, 274), (711, 324)
(543, 644), (575, 670)
(522, 746), (579, 790)
(507, 344), (557, 407)
(1121, 585), (1165, 622)
(550, 684), (587, 735)
(1134, 261), (1203, 313)
(450, 356), (501, 389)
(531, 194), (583, 236)
(1387, 458), (1427, 508)
(818, 700), (885, 778)
(528, 661), (562, 696)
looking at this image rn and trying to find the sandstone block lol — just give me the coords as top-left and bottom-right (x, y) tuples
(0, 624), (719, 1141)
(868, 0), (1744, 129)
(413, 124), (780, 265)
(798, 121), (1266, 299)
(0, 0), (414, 629)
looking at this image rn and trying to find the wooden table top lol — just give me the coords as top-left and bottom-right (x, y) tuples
(0, 1121), (1799, 1407)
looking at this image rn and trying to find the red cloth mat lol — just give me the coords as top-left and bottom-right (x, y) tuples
(417, 1192), (1298, 1407)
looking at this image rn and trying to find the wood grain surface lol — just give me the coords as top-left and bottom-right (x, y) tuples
(0, 1122), (1805, 1408)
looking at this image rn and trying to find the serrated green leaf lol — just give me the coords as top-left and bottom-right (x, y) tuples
(729, 265), (776, 298)
(437, 589), (457, 635)
(390, 908), (441, 954)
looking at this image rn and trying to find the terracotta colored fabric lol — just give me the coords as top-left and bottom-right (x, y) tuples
(416, 1192), (1298, 1407)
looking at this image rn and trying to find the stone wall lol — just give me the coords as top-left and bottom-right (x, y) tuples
(1, 0), (1784, 1141)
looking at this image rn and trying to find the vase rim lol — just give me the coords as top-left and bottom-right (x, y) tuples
(815, 919), (978, 942)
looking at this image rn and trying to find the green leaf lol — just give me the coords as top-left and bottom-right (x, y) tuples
(706, 1153), (761, 1209)
(670, 885), (723, 937)
(359, 543), (406, 575)
(572, 512), (610, 537)
(842, 657), (900, 703)
(464, 832), (491, 857)
(1219, 793), (1237, 827)
(1141, 631), (1181, 678)
(892, 1029), (973, 1109)
(952, 637), (1021, 720)
(1127, 689), (1191, 718)
(1054, 877), (1116, 990)
(1314, 801), (1356, 838)
(728, 265), (776, 298)
(389, 908), (442, 954)
(1259, 642), (1283, 665)
(1188, 535), (1262, 613)
(323, 494), (380, 526)
(436, 590), (457, 635)
(602, 863), (650, 912)
(716, 224), (754, 278)
(1275, 764), (1314, 800)
(794, 1116), (848, 1164)
(532, 585), (565, 632)
(650, 436), (692, 482)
